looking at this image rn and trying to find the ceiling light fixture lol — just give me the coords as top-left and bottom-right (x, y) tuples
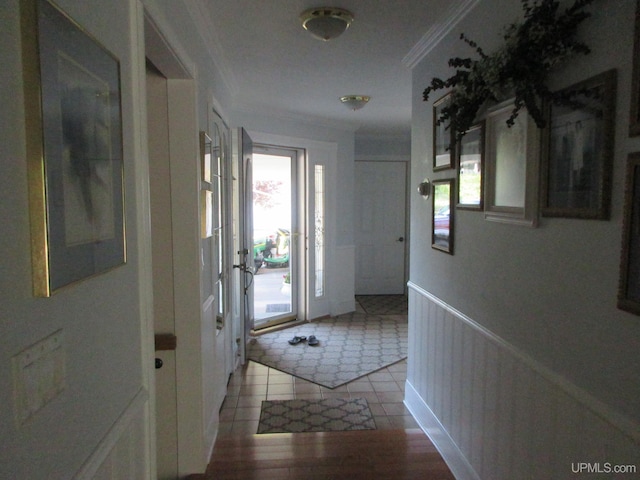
(340, 95), (370, 111)
(300, 7), (354, 41)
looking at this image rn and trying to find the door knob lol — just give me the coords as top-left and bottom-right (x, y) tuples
(398, 237), (404, 242)
(155, 358), (163, 369)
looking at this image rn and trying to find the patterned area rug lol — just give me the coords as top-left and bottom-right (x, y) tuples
(247, 312), (407, 388)
(257, 397), (375, 434)
(356, 295), (408, 315)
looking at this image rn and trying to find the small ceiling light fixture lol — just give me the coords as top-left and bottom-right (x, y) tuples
(340, 95), (371, 111)
(300, 7), (354, 41)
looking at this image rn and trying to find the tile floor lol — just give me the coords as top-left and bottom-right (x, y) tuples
(219, 358), (417, 436)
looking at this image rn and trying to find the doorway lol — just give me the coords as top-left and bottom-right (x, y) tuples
(354, 161), (408, 295)
(251, 147), (303, 330)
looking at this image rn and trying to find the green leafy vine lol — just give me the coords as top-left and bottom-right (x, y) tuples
(423, 0), (594, 141)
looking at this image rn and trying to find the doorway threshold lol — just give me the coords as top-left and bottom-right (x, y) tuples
(251, 318), (307, 336)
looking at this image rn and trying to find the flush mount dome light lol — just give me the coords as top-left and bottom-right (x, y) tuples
(300, 7), (354, 41)
(340, 95), (370, 111)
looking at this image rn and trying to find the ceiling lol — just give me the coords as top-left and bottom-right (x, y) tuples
(201, 0), (455, 136)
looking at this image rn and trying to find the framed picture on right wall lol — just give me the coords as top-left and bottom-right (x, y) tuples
(432, 179), (454, 254)
(618, 152), (640, 315)
(630, 0), (640, 136)
(457, 122), (484, 210)
(541, 69), (616, 219)
(484, 100), (540, 227)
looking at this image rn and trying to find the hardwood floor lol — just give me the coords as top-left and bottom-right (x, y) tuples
(192, 428), (455, 480)
(188, 298), (454, 479)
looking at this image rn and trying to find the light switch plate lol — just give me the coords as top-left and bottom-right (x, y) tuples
(13, 329), (66, 425)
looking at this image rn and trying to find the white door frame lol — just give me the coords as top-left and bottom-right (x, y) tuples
(143, 8), (210, 476)
(131, 2), (155, 478)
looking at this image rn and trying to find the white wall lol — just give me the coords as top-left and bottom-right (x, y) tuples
(408, 1), (640, 478)
(1, 0), (245, 477)
(0, 0), (150, 478)
(355, 132), (411, 160)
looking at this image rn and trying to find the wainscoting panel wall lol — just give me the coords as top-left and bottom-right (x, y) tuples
(73, 389), (149, 480)
(405, 283), (640, 480)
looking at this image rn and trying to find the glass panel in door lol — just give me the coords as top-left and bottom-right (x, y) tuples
(252, 150), (298, 329)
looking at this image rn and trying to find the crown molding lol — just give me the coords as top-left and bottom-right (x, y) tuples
(402, 0), (483, 70)
(184, 0), (239, 98)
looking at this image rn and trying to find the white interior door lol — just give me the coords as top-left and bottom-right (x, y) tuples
(355, 161), (407, 295)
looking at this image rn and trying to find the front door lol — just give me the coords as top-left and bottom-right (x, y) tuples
(252, 147), (301, 330)
(233, 128), (253, 364)
(354, 161), (407, 295)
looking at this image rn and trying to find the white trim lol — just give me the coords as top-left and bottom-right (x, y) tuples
(73, 388), (149, 479)
(142, 2), (196, 78)
(407, 281), (640, 445)
(405, 381), (480, 480)
(131, 1), (155, 477)
(402, 0), (483, 69)
(330, 245), (355, 316)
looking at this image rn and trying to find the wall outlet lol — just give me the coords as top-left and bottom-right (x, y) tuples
(13, 329), (66, 425)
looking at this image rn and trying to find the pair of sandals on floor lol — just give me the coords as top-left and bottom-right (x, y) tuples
(288, 335), (319, 346)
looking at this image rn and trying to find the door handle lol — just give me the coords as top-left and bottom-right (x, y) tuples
(397, 237), (404, 242)
(155, 358), (163, 369)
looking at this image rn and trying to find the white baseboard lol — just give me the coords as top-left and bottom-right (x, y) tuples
(404, 381), (480, 480)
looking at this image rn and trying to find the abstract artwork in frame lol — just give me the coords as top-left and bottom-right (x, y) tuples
(541, 69), (616, 219)
(618, 152), (640, 316)
(21, 0), (125, 296)
(432, 179), (454, 254)
(457, 122), (484, 210)
(433, 93), (455, 171)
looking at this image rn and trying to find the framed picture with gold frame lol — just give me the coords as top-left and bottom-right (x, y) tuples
(21, 0), (125, 296)
(618, 152), (640, 315)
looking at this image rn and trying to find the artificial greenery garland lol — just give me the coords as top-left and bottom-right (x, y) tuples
(423, 0), (594, 142)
